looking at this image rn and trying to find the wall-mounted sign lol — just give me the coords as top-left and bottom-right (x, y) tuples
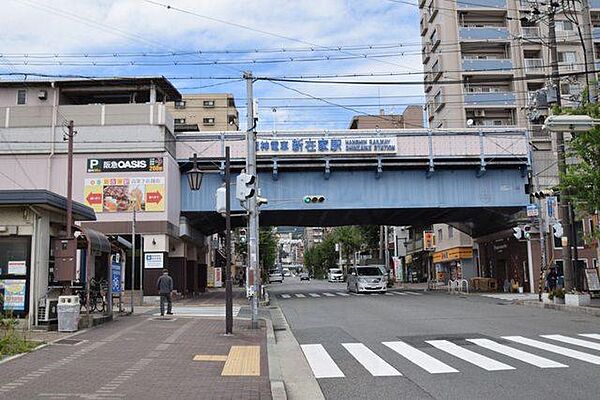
(256, 137), (397, 156)
(433, 247), (474, 263)
(7, 261), (26, 275)
(0, 279), (26, 311)
(144, 253), (164, 269)
(87, 157), (163, 173)
(423, 231), (436, 251)
(84, 177), (165, 213)
(111, 262), (122, 293)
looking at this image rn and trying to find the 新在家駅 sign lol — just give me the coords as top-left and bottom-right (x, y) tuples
(255, 137), (397, 156)
(87, 157), (163, 173)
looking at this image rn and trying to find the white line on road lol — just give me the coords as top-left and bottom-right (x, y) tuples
(503, 336), (600, 365)
(342, 343), (402, 377)
(541, 335), (600, 351)
(466, 339), (567, 368)
(370, 293), (379, 296)
(382, 341), (459, 374)
(295, 294), (306, 298)
(426, 340), (515, 371)
(308, 293), (321, 298)
(323, 293), (336, 297)
(336, 292), (350, 297)
(392, 292), (407, 296)
(405, 292), (423, 296)
(281, 294), (291, 299)
(579, 334), (600, 341)
(384, 293), (394, 296)
(300, 344), (345, 379)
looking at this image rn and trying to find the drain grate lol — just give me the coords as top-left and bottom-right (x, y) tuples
(54, 338), (84, 346)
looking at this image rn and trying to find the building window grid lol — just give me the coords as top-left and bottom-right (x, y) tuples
(17, 89), (27, 105)
(174, 100), (186, 109)
(203, 117), (215, 125)
(203, 100), (215, 108)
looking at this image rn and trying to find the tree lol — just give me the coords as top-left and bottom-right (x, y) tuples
(332, 226), (363, 267)
(358, 225), (380, 255)
(259, 227), (277, 276)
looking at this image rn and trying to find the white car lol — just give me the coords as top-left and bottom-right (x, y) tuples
(282, 268), (292, 277)
(327, 268), (344, 282)
(347, 266), (387, 293)
(268, 269), (283, 283)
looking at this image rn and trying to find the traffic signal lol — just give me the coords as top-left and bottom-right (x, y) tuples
(512, 226), (522, 240)
(239, 228), (247, 244)
(236, 172), (256, 201)
(552, 222), (563, 238)
(303, 195), (325, 204)
(533, 189), (554, 199)
(523, 224), (532, 240)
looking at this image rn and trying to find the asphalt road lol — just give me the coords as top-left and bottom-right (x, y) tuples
(268, 278), (600, 400)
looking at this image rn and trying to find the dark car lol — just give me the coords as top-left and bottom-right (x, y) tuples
(299, 272), (310, 281)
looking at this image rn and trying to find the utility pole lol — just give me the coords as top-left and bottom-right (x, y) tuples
(244, 71), (260, 329)
(549, 2), (575, 291)
(66, 120), (74, 238)
(225, 146), (233, 334)
(580, 0), (597, 103)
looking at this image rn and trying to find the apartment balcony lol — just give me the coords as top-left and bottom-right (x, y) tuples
(457, 0), (506, 9)
(463, 92), (517, 107)
(0, 103), (175, 154)
(420, 13), (429, 36)
(462, 58), (513, 73)
(459, 27), (509, 42)
(521, 26), (541, 41)
(524, 58), (545, 74)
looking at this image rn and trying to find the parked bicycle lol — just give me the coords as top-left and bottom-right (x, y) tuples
(78, 277), (108, 313)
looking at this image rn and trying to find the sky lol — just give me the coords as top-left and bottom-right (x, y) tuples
(1, 0), (425, 130)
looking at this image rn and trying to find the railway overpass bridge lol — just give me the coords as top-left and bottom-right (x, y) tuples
(176, 128), (531, 237)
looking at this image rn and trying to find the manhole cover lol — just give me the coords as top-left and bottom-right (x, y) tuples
(54, 339), (84, 346)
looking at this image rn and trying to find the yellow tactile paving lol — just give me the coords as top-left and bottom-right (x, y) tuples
(193, 355), (228, 362)
(221, 346), (261, 376)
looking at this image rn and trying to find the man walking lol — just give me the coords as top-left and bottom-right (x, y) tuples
(157, 268), (174, 316)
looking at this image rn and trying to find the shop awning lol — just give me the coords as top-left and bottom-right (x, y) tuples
(79, 228), (111, 253)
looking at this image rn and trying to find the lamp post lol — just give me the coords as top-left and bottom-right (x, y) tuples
(543, 115), (598, 291)
(187, 149), (234, 334)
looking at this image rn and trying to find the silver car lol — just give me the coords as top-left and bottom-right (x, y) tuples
(347, 266), (387, 293)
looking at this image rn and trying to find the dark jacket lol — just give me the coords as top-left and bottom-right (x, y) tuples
(156, 274), (173, 294)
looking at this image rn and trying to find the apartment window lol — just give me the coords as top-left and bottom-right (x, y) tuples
(433, 91), (443, 110)
(16, 89), (27, 105)
(557, 20), (574, 31)
(174, 100), (186, 109)
(228, 115), (237, 126)
(437, 228), (443, 242)
(174, 118), (186, 124)
(203, 117), (215, 126)
(448, 226), (454, 239)
(203, 100), (215, 108)
(558, 51), (577, 64)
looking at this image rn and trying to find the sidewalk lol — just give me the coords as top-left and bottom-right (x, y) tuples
(0, 298), (272, 400)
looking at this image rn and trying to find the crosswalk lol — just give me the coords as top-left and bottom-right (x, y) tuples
(300, 333), (600, 379)
(276, 290), (425, 300)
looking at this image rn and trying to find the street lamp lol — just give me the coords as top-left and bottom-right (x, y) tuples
(543, 115), (598, 133)
(186, 153), (204, 191)
(186, 148), (233, 335)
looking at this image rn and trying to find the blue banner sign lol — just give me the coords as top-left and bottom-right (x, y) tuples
(256, 137), (397, 155)
(111, 263), (122, 293)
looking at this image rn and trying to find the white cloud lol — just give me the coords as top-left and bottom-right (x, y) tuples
(1, 0), (425, 130)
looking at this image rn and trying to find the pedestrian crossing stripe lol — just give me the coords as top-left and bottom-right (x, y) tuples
(308, 293), (320, 297)
(281, 294), (291, 299)
(580, 333), (600, 341)
(323, 293), (336, 297)
(294, 294), (306, 298)
(278, 291), (427, 299)
(301, 335), (600, 379)
(336, 292), (350, 297)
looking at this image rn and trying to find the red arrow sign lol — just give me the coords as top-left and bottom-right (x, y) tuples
(147, 191), (163, 204)
(86, 192), (102, 205)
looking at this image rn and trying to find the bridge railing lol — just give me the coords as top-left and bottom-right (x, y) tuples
(176, 128), (530, 167)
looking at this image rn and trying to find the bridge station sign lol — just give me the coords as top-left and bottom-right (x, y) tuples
(256, 136), (397, 156)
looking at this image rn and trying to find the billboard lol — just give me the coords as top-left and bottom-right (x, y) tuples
(84, 177), (165, 213)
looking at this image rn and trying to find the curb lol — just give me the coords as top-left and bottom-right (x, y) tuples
(265, 317), (287, 400)
(516, 300), (600, 317)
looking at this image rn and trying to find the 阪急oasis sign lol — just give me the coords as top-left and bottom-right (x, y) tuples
(87, 157), (163, 173)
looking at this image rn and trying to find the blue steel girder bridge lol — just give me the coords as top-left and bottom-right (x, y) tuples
(177, 128), (531, 237)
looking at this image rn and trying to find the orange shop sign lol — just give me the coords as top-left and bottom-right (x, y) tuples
(433, 247), (473, 263)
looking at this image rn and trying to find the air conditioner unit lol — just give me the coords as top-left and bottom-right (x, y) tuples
(38, 90), (48, 100)
(38, 298), (59, 323)
(474, 110), (486, 117)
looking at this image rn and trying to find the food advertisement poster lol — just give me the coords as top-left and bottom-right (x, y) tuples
(0, 279), (26, 311)
(84, 177), (165, 213)
(8, 261), (27, 275)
